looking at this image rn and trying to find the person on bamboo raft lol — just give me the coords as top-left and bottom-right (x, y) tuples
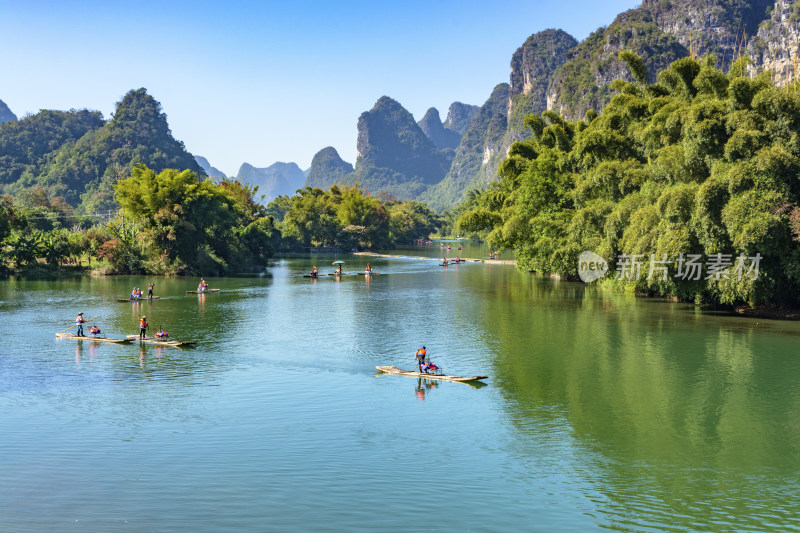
(421, 360), (440, 374)
(147, 283), (154, 298)
(155, 327), (169, 339)
(336, 264), (342, 275)
(198, 279), (208, 291)
(75, 312), (86, 337)
(310, 266), (318, 277)
(365, 264), (372, 273)
(139, 316), (148, 339)
(415, 346), (427, 372)
(89, 325), (101, 337)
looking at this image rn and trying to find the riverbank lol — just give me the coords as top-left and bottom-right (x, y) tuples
(353, 251), (516, 265)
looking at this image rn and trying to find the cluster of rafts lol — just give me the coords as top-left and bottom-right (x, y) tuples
(55, 287), (224, 348)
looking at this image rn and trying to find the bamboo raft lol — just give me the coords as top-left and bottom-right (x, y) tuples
(186, 289), (221, 293)
(56, 333), (131, 344)
(376, 365), (488, 383)
(126, 335), (197, 347)
(117, 296), (161, 302)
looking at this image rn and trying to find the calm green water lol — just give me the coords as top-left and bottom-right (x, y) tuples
(1, 252), (799, 532)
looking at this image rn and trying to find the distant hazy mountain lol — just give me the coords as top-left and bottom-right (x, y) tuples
(0, 99), (16, 123)
(194, 155), (227, 180)
(236, 161), (306, 203)
(304, 146), (353, 189)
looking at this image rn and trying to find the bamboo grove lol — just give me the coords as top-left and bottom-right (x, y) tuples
(457, 53), (800, 306)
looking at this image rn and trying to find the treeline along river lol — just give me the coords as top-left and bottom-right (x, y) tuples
(1, 246), (798, 531)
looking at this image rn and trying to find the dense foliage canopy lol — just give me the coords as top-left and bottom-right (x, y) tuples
(113, 165), (279, 275)
(0, 166), (280, 276)
(271, 184), (440, 250)
(458, 54), (800, 306)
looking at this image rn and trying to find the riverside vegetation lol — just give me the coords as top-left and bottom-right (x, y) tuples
(457, 52), (800, 308)
(0, 170), (440, 276)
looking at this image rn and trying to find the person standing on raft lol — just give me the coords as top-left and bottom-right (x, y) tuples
(76, 312), (86, 337)
(415, 346), (427, 372)
(147, 283), (154, 298)
(139, 315), (149, 339)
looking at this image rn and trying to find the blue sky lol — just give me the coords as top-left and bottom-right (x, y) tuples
(0, 0), (639, 177)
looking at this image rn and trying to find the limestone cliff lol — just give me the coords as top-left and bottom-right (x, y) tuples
(347, 96), (452, 199)
(643, 0), (772, 71)
(421, 84), (510, 210)
(747, 0), (800, 84)
(546, 9), (689, 119)
(510, 29), (578, 109)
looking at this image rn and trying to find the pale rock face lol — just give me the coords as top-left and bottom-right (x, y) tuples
(482, 146), (493, 165)
(747, 0), (800, 86)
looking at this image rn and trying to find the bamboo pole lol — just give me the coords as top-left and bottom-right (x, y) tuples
(55, 315), (100, 335)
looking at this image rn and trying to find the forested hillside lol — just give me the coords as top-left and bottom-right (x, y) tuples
(0, 89), (203, 213)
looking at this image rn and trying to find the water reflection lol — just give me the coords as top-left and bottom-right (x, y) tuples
(414, 378), (439, 400)
(197, 292), (206, 315)
(473, 269), (800, 530)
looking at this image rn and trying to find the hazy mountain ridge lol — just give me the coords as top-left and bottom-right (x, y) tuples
(236, 161), (307, 203)
(421, 84), (511, 210)
(0, 99), (16, 123)
(194, 155), (227, 180)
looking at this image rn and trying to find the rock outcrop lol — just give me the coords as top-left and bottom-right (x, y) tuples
(304, 146), (353, 189)
(510, 29), (578, 108)
(747, 0), (800, 84)
(643, 0), (773, 71)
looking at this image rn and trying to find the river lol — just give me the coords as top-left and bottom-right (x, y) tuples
(1, 245), (798, 531)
